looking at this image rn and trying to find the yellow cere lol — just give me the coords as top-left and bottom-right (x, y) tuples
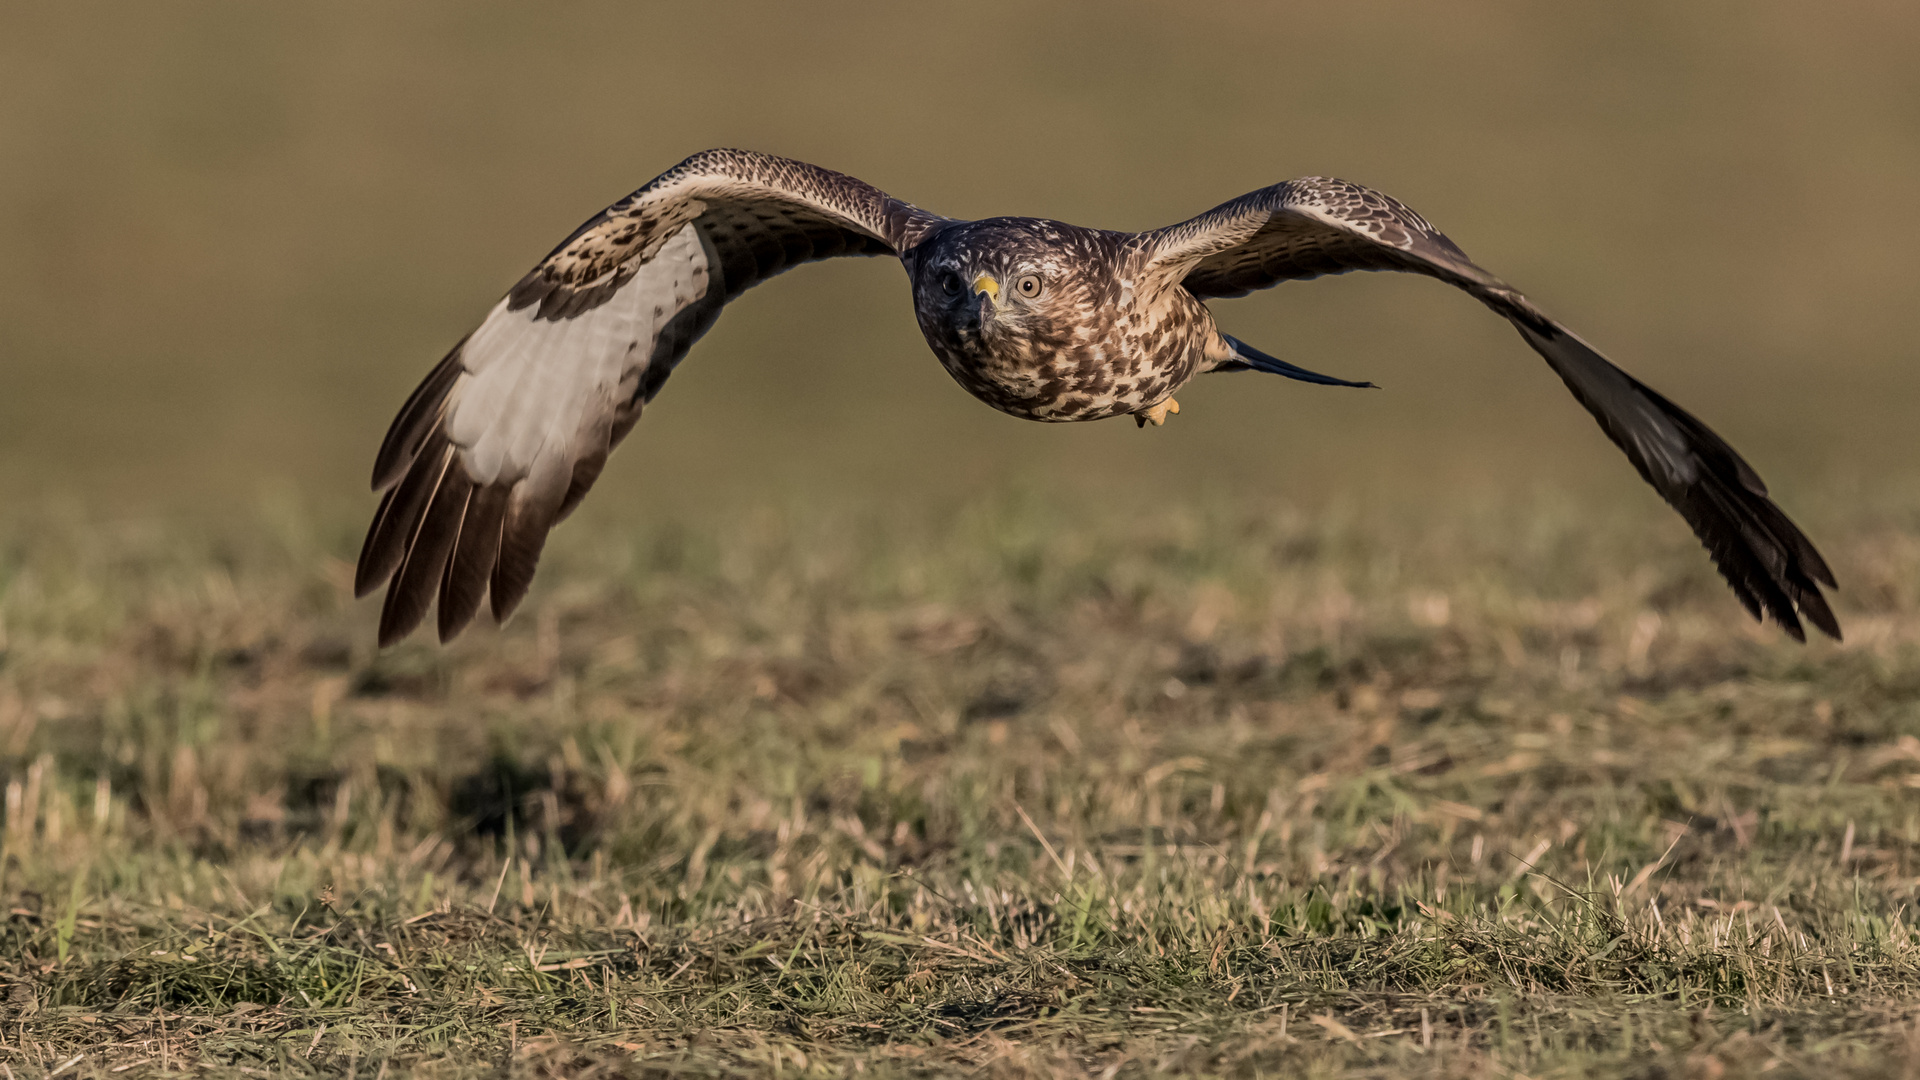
(971, 273), (999, 299)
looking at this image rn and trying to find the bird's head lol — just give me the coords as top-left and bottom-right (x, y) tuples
(911, 218), (1120, 359)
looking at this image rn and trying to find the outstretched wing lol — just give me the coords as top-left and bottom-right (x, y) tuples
(1142, 178), (1839, 641)
(357, 149), (947, 645)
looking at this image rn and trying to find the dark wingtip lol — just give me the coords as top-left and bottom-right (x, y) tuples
(376, 610), (411, 650)
(371, 342), (466, 492)
(354, 486), (399, 599)
(1805, 552), (1839, 592)
(1508, 316), (1841, 647)
(489, 497), (554, 626)
(1800, 588), (1843, 643)
(437, 485), (509, 644)
(371, 448), (473, 649)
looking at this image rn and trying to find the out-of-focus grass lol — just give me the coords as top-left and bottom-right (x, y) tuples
(2, 1), (1916, 516)
(3, 494), (1920, 1076)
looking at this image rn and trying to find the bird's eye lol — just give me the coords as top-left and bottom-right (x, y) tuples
(1014, 274), (1043, 298)
(939, 272), (963, 296)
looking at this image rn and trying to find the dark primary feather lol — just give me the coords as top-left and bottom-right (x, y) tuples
(370, 339), (465, 493)
(1509, 318), (1838, 641)
(437, 483), (507, 642)
(1149, 178), (1839, 640)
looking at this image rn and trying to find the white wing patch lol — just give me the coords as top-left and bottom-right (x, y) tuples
(447, 223), (710, 488)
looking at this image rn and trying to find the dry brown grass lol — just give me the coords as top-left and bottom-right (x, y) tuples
(1, 493), (1919, 1076)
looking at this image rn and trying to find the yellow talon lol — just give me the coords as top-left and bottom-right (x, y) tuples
(1139, 398), (1181, 427)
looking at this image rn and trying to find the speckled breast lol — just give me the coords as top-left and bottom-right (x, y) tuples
(918, 294), (1212, 424)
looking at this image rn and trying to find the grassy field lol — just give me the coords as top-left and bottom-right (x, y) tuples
(3, 493), (1919, 1077)
(4, 5), (1919, 1076)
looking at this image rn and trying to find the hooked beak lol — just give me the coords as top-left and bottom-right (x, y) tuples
(971, 273), (999, 323)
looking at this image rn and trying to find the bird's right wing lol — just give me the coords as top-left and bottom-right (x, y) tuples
(357, 149), (947, 645)
(1140, 177), (1839, 641)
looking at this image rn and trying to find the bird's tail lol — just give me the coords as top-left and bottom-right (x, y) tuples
(1216, 334), (1377, 388)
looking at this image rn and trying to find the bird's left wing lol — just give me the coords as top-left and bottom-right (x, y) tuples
(1139, 178), (1839, 641)
(357, 149), (947, 645)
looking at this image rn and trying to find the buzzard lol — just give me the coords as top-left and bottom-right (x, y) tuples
(357, 149), (1840, 645)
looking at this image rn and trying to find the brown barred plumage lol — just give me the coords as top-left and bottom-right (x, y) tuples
(357, 150), (1838, 645)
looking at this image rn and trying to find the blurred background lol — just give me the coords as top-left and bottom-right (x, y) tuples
(2, 0), (1916, 531)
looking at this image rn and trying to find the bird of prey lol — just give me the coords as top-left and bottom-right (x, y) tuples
(356, 149), (1839, 645)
